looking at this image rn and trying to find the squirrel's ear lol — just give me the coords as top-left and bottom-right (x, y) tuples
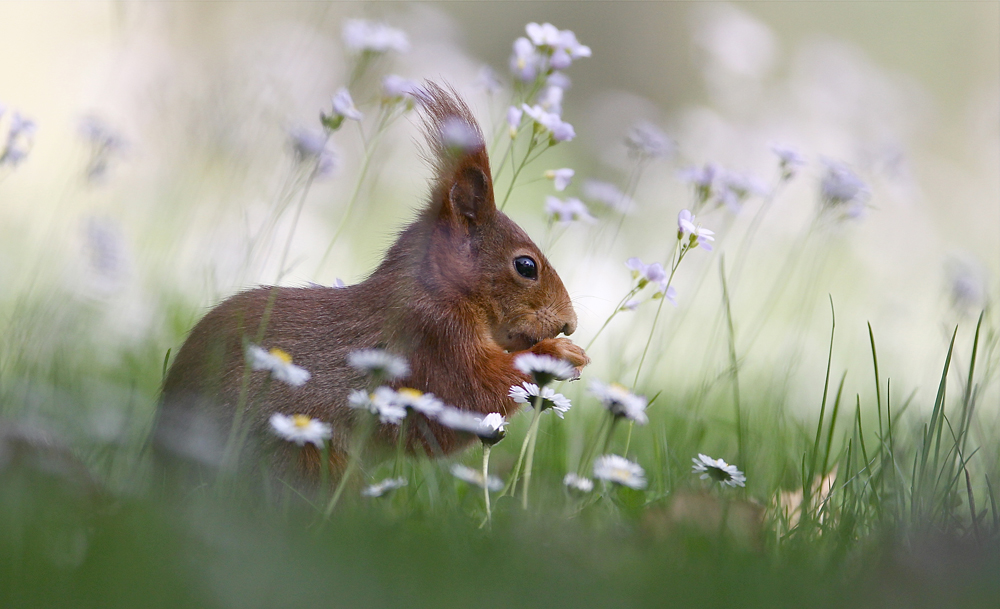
(446, 166), (495, 226)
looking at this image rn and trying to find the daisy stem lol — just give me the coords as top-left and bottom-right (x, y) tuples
(324, 416), (375, 517)
(577, 414), (610, 475)
(521, 398), (545, 510)
(393, 417), (409, 477)
(622, 421), (635, 457)
(501, 395), (542, 498)
(600, 416), (621, 456)
(482, 443), (493, 525)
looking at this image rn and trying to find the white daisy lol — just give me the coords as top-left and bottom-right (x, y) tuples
(361, 477), (408, 498)
(588, 380), (648, 425)
(593, 454), (647, 490)
(246, 345), (311, 387)
(392, 387), (445, 417)
(436, 408), (508, 445)
(348, 388), (406, 425)
(450, 464), (503, 492)
(508, 382), (572, 418)
(691, 453), (746, 488)
(268, 413), (331, 447)
(347, 349), (410, 381)
(513, 353), (576, 386)
(563, 472), (594, 493)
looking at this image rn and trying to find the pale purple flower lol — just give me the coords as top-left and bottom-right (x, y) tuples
(545, 196), (595, 224)
(771, 143), (806, 180)
(440, 117), (481, 154)
(625, 257), (666, 288)
(289, 127), (337, 176)
(626, 121), (674, 159)
(679, 163), (720, 206)
(583, 179), (634, 213)
(342, 19), (409, 54)
(522, 104), (575, 142)
(536, 85), (563, 115)
(1, 111), (36, 167)
(662, 285), (678, 307)
(475, 66), (504, 95)
(526, 22), (562, 47)
(544, 168), (574, 191)
(547, 72), (572, 90)
(820, 159), (869, 218)
(510, 37), (541, 82)
(331, 88), (363, 122)
(716, 170), (767, 212)
(622, 299), (640, 312)
(506, 105), (523, 138)
(382, 75), (420, 101)
(332, 277), (347, 289)
(677, 209), (715, 250)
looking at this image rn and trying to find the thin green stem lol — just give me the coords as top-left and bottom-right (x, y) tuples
(521, 401), (545, 509)
(499, 136), (538, 212)
(482, 444), (493, 524)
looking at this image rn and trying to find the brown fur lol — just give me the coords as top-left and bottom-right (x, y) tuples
(155, 83), (589, 479)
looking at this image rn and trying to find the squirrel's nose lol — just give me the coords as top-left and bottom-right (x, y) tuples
(561, 319), (576, 336)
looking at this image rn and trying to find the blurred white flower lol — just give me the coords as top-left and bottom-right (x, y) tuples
(522, 104), (575, 142)
(625, 121), (674, 159)
(946, 256), (988, 315)
(583, 179), (634, 213)
(692, 453), (746, 487)
(361, 477), (408, 498)
(677, 210), (715, 250)
(563, 473), (595, 493)
(438, 408), (509, 445)
(545, 196), (595, 224)
(450, 463), (503, 491)
(268, 413), (331, 447)
(593, 455), (647, 489)
(348, 388), (407, 425)
(342, 19), (410, 54)
(510, 37), (541, 82)
(382, 75), (420, 102)
(694, 4), (776, 79)
(526, 22), (562, 47)
(1, 110), (36, 168)
(622, 299), (640, 312)
(820, 159), (869, 218)
(536, 85), (563, 115)
(661, 285), (679, 307)
(440, 117), (481, 154)
(508, 382), (572, 418)
(246, 345), (311, 387)
(506, 105), (523, 138)
(678, 163), (719, 206)
(514, 353), (576, 385)
(589, 380), (648, 425)
(475, 66), (503, 95)
(331, 88), (364, 122)
(289, 127), (337, 176)
(771, 143), (807, 180)
(348, 349), (410, 380)
(525, 23), (591, 70)
(78, 114), (128, 181)
(544, 168), (574, 192)
(716, 170), (768, 212)
(392, 387), (445, 417)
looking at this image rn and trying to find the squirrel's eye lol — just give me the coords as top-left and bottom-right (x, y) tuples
(513, 256), (538, 280)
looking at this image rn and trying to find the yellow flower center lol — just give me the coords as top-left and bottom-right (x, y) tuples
(397, 387), (423, 398)
(269, 348), (292, 365)
(291, 414), (312, 429)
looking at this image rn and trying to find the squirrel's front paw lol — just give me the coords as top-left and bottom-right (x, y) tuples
(531, 337), (590, 378)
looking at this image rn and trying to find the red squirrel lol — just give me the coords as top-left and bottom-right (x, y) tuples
(155, 83), (589, 478)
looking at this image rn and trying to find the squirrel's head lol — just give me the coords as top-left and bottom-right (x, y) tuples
(412, 83), (577, 352)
